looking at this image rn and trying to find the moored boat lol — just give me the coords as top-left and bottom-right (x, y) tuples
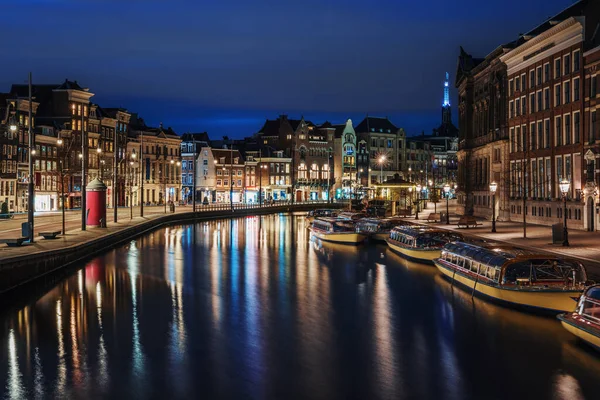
(558, 285), (600, 350)
(306, 209), (339, 224)
(356, 217), (411, 241)
(309, 217), (367, 245)
(434, 242), (587, 313)
(385, 226), (462, 263)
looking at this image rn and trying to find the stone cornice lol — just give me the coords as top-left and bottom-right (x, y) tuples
(501, 17), (583, 65)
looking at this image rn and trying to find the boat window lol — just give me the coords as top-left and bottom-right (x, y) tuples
(470, 261), (479, 274)
(478, 264), (488, 277)
(503, 263), (532, 284)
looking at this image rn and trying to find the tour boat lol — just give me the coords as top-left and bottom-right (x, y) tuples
(385, 226), (462, 263)
(558, 285), (600, 350)
(306, 209), (339, 224)
(309, 217), (367, 245)
(356, 217), (411, 241)
(434, 241), (588, 313)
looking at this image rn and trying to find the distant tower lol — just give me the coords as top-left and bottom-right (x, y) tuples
(442, 72), (452, 125)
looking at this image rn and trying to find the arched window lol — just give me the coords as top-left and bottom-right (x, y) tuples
(310, 163), (319, 179)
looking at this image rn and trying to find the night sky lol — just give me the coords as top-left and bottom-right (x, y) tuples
(2, 0), (574, 138)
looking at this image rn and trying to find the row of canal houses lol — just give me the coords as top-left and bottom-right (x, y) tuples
(0, 78), (458, 211)
(456, 0), (600, 230)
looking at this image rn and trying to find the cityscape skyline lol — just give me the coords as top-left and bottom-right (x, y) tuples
(0, 0), (573, 137)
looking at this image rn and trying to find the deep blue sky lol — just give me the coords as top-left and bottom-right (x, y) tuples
(1, 0), (575, 138)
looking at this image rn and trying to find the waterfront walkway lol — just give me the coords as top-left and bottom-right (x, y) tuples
(414, 202), (600, 273)
(0, 202), (336, 262)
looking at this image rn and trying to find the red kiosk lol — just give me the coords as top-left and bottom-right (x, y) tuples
(86, 178), (107, 227)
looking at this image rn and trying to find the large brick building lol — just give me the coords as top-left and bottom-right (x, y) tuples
(501, 0), (600, 230)
(583, 44), (600, 229)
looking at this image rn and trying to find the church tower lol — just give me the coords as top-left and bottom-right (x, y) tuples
(442, 72), (452, 124)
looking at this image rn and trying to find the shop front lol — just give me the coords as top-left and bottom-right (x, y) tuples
(34, 193), (58, 211)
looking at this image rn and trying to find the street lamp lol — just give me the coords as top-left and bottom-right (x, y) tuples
(559, 179), (570, 246)
(378, 155), (386, 200)
(416, 184), (421, 220)
(443, 183), (450, 225)
(57, 137), (66, 235)
(489, 181), (498, 233)
(129, 160), (134, 219)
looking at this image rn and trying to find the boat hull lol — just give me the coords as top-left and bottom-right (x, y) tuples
(434, 259), (582, 313)
(385, 239), (440, 263)
(558, 314), (600, 351)
(309, 228), (367, 245)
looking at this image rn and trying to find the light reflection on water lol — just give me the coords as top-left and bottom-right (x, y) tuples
(0, 213), (599, 399)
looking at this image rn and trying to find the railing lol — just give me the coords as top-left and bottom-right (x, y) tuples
(185, 199), (348, 212)
(579, 296), (600, 324)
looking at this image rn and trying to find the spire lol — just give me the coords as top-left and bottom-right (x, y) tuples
(442, 72), (452, 125)
(443, 72), (450, 107)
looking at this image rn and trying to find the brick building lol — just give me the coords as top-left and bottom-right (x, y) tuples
(501, 0), (600, 229)
(583, 44), (600, 229)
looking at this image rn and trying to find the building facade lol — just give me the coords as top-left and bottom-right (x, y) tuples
(180, 132), (209, 204)
(355, 116), (406, 191)
(332, 119), (357, 199)
(502, 16), (589, 229)
(129, 118), (182, 206)
(456, 46), (511, 220)
(583, 44), (600, 229)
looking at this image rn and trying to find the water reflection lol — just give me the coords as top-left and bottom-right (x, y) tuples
(0, 214), (600, 399)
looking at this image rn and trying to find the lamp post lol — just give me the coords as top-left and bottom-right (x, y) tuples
(444, 183), (450, 225)
(129, 160), (134, 219)
(489, 181), (497, 233)
(560, 179), (570, 247)
(26, 73), (35, 242)
(378, 156), (386, 198)
(416, 184), (421, 220)
(56, 137), (66, 235)
(408, 186), (413, 211)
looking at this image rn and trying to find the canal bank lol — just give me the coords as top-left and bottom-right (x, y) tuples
(406, 206), (600, 276)
(0, 203), (344, 294)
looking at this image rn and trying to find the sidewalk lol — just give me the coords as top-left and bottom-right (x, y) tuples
(411, 202), (600, 275)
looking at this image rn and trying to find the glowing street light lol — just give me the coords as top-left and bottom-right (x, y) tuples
(559, 179), (570, 246)
(489, 181), (498, 232)
(443, 183), (450, 225)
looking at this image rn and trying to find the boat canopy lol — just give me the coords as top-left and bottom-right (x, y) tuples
(443, 242), (512, 269)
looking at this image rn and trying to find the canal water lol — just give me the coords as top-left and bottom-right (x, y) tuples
(1, 214), (599, 400)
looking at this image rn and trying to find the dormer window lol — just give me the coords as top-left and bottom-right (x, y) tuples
(234, 157), (239, 164)
(220, 157), (225, 164)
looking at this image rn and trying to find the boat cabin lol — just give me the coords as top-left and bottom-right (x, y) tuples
(389, 226), (462, 249)
(440, 242), (587, 287)
(312, 218), (356, 233)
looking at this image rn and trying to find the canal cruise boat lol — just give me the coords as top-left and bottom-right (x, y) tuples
(309, 217), (367, 245)
(433, 242), (588, 313)
(558, 285), (600, 350)
(386, 226), (463, 263)
(306, 209), (339, 224)
(356, 217), (410, 241)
